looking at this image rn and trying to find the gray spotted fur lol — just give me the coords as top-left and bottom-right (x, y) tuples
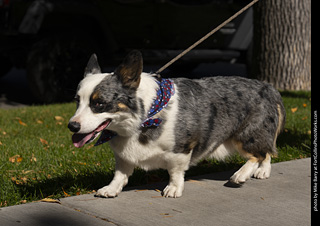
(170, 76), (286, 164)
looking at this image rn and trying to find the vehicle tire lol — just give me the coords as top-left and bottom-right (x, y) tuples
(27, 34), (99, 103)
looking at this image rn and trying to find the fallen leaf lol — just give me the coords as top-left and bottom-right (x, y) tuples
(17, 157), (23, 162)
(303, 103), (307, 108)
(0, 201), (8, 207)
(302, 116), (308, 120)
(39, 138), (48, 145)
(135, 189), (148, 192)
(62, 187), (70, 197)
(30, 153), (37, 162)
(291, 107), (298, 113)
(18, 119), (27, 127)
(22, 170), (34, 174)
(20, 177), (28, 183)
(76, 191), (81, 196)
(11, 177), (22, 185)
(20, 200), (27, 204)
(187, 179), (202, 183)
(54, 116), (64, 121)
(172, 209), (183, 213)
(41, 198), (61, 204)
(9, 155), (20, 163)
(36, 120), (43, 124)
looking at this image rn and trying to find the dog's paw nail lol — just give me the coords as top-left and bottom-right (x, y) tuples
(253, 167), (271, 179)
(162, 185), (183, 198)
(96, 186), (119, 198)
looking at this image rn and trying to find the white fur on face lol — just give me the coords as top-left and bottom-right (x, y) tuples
(70, 73), (112, 134)
(69, 72), (160, 136)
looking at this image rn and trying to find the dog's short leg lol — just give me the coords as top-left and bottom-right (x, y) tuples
(163, 168), (185, 198)
(253, 153), (271, 179)
(229, 156), (259, 184)
(96, 157), (134, 198)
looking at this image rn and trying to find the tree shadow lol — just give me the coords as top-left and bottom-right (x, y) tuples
(279, 90), (311, 99)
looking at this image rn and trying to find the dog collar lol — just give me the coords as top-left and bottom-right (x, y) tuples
(95, 78), (175, 146)
(141, 78), (175, 127)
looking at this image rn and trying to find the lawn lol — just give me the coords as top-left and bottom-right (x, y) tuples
(0, 91), (311, 207)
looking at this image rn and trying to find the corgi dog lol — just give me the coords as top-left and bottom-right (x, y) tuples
(68, 50), (285, 198)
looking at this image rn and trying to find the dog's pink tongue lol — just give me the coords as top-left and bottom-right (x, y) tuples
(72, 132), (94, 148)
(71, 120), (111, 148)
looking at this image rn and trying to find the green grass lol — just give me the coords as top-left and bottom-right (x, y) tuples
(0, 91), (311, 207)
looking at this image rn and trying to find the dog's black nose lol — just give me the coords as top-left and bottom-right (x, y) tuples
(68, 121), (81, 133)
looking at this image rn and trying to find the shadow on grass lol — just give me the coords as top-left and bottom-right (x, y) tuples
(277, 129), (311, 153)
(13, 171), (114, 200)
(279, 90), (311, 99)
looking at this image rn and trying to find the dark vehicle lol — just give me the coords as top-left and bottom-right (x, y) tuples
(0, 0), (253, 103)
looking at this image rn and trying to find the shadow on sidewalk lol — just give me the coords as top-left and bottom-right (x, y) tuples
(13, 162), (240, 202)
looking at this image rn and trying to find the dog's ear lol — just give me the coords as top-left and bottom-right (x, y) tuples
(84, 54), (101, 77)
(114, 50), (143, 90)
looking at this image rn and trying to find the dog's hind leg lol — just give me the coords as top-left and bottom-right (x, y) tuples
(229, 140), (272, 184)
(229, 156), (259, 185)
(251, 104), (284, 180)
(253, 153), (271, 179)
(229, 141), (260, 185)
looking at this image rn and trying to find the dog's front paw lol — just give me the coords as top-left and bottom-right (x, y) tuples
(96, 185), (121, 198)
(162, 184), (183, 198)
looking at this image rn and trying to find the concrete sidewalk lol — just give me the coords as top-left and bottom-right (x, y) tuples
(0, 158), (311, 226)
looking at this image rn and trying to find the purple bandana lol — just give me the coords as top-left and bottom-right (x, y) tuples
(94, 78), (175, 146)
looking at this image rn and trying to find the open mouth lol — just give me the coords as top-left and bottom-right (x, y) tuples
(72, 120), (111, 148)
